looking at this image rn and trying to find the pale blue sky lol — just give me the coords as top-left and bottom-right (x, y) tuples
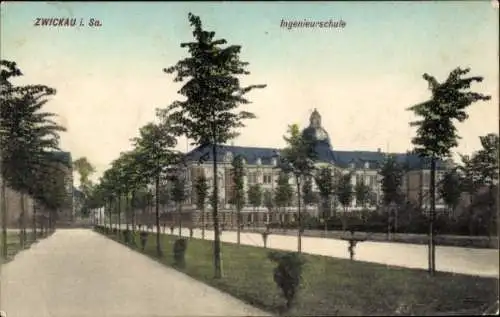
(1, 1), (498, 182)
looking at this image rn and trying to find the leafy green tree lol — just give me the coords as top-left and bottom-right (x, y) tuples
(274, 171), (293, 228)
(408, 67), (490, 275)
(131, 121), (179, 257)
(336, 173), (353, 231)
(379, 155), (404, 206)
(314, 166), (336, 231)
(472, 133), (499, 187)
(132, 186), (149, 230)
(1, 60), (66, 250)
(354, 180), (370, 208)
(230, 155), (245, 244)
(301, 176), (316, 206)
(73, 157), (96, 218)
(263, 189), (274, 225)
(248, 184), (262, 227)
(438, 169), (462, 216)
(160, 13), (266, 278)
(460, 134), (499, 237)
(194, 174), (209, 239)
(30, 155), (69, 236)
(171, 174), (186, 237)
(280, 123), (317, 252)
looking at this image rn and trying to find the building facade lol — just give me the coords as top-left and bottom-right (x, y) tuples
(182, 110), (447, 210)
(126, 110), (450, 229)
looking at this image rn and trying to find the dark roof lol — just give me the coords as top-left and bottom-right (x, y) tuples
(185, 144), (279, 165)
(185, 144), (446, 170)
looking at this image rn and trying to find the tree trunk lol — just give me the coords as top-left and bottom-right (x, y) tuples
(118, 195), (122, 235)
(48, 209), (53, 234)
(131, 192), (136, 235)
(429, 157), (436, 275)
(323, 198), (328, 235)
(125, 193), (130, 233)
(32, 203), (37, 240)
(108, 200), (112, 230)
(201, 207), (206, 240)
(296, 177), (302, 253)
(1, 179), (8, 259)
(237, 206), (241, 245)
(155, 173), (162, 257)
(20, 193), (26, 248)
(178, 202), (182, 237)
(212, 143), (222, 279)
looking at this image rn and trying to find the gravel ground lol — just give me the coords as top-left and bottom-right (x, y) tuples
(0, 229), (271, 317)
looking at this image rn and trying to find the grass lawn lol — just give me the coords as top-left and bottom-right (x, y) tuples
(97, 227), (499, 316)
(0, 231), (45, 264)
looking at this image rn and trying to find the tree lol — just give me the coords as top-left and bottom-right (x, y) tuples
(248, 183), (262, 227)
(280, 123), (317, 252)
(160, 13), (266, 279)
(336, 173), (353, 231)
(263, 189), (274, 225)
(301, 176), (316, 206)
(408, 67), (491, 275)
(230, 155), (246, 244)
(379, 155), (404, 206)
(314, 166), (336, 232)
(194, 173), (209, 239)
(73, 157), (96, 218)
(354, 180), (370, 208)
(460, 134), (499, 237)
(30, 155), (69, 236)
(171, 174), (186, 237)
(132, 121), (179, 258)
(1, 60), (66, 250)
(473, 133), (499, 187)
(438, 169), (462, 217)
(274, 171), (293, 228)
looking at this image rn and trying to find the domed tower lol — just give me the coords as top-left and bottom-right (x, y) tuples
(301, 109), (332, 148)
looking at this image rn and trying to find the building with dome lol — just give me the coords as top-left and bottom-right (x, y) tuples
(167, 109), (448, 228)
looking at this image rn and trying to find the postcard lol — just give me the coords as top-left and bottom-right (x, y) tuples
(0, 1), (498, 317)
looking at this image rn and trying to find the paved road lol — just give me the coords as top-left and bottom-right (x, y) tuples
(0, 229), (270, 317)
(122, 225), (499, 278)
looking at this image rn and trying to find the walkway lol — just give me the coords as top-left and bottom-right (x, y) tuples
(125, 225), (499, 278)
(0, 229), (270, 317)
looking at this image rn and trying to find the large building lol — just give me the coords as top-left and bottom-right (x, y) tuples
(147, 110), (450, 228)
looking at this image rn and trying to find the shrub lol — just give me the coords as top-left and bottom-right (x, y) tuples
(173, 238), (188, 268)
(139, 231), (148, 251)
(268, 251), (306, 310)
